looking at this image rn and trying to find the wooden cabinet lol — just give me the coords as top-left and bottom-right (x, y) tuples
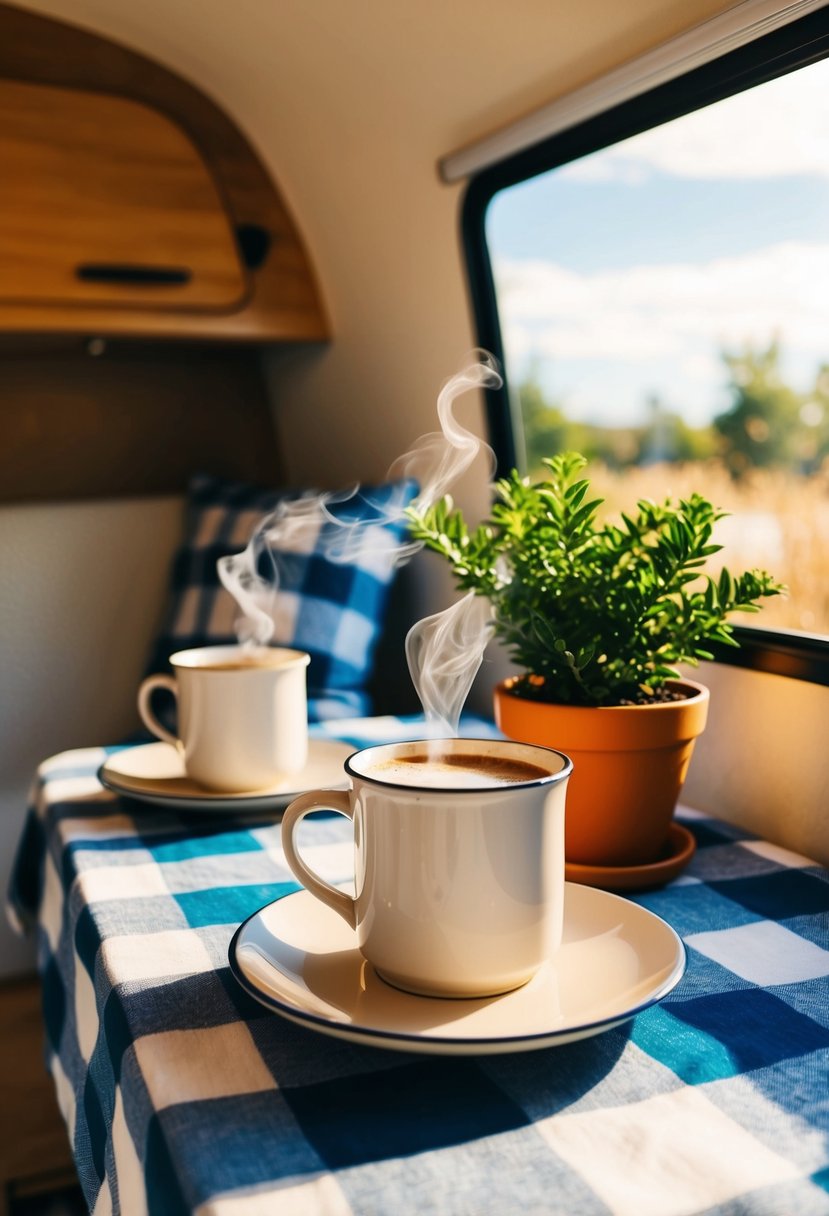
(1, 80), (248, 313)
(0, 3), (330, 342)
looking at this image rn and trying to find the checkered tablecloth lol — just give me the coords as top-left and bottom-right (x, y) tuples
(8, 716), (829, 1216)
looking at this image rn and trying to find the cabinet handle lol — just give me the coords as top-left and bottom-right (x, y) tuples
(75, 263), (192, 286)
(235, 224), (270, 270)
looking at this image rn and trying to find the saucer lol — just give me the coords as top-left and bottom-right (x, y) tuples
(229, 883), (686, 1055)
(98, 739), (353, 812)
(564, 823), (697, 893)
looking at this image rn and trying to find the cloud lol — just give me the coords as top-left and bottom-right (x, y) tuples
(562, 61), (829, 182)
(495, 242), (829, 424)
(496, 242), (829, 360)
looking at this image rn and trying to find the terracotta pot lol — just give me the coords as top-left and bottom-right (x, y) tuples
(493, 678), (709, 868)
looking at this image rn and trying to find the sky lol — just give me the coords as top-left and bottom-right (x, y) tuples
(486, 57), (829, 428)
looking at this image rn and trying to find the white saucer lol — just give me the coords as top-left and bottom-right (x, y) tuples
(229, 883), (686, 1055)
(98, 739), (353, 812)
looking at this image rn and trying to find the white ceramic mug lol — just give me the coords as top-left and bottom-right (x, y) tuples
(138, 644), (311, 792)
(281, 737), (572, 998)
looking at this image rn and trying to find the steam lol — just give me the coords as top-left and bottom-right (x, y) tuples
(217, 528), (277, 647)
(388, 354), (500, 510)
(405, 592), (494, 736)
(217, 484), (418, 642)
(217, 351), (503, 734)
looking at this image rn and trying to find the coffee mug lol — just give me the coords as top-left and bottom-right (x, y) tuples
(281, 737), (572, 998)
(138, 644), (311, 792)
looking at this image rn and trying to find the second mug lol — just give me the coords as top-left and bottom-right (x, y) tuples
(138, 644), (311, 792)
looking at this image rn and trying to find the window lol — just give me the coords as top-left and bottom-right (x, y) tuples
(463, 9), (829, 681)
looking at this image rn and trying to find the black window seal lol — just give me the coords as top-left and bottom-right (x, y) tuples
(460, 5), (829, 688)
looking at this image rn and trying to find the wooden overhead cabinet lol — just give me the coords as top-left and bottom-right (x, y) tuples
(1, 80), (248, 313)
(0, 72), (328, 341)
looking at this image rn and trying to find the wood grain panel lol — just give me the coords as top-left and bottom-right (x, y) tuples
(0, 79), (248, 311)
(0, 974), (76, 1210)
(0, 4), (330, 342)
(0, 339), (285, 503)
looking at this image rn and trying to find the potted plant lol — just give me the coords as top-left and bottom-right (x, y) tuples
(407, 452), (783, 875)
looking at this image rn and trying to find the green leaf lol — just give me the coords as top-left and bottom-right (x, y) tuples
(567, 500), (602, 532)
(413, 452), (781, 706)
(652, 665), (682, 680)
(565, 479), (590, 507)
(718, 568), (734, 604)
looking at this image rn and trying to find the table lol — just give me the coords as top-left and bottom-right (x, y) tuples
(8, 716), (829, 1216)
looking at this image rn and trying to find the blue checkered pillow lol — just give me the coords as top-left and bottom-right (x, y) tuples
(146, 474), (417, 720)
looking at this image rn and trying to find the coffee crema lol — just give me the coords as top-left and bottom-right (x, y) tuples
(191, 659), (293, 672)
(367, 752), (553, 789)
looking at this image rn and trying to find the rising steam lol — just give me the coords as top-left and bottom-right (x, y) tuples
(388, 354), (500, 510)
(217, 351), (503, 733)
(405, 592), (494, 736)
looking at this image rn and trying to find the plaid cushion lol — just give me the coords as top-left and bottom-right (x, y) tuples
(146, 474), (417, 720)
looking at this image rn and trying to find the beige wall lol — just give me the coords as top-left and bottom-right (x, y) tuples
(0, 496), (184, 973)
(683, 663), (829, 869)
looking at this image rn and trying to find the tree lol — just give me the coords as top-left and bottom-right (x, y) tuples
(714, 339), (803, 476)
(797, 362), (829, 470)
(639, 394), (717, 465)
(519, 377), (715, 474)
(519, 375), (572, 472)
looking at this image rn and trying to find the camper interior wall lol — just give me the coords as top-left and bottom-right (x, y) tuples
(3, 0), (826, 980)
(0, 497), (185, 974)
(684, 664), (829, 869)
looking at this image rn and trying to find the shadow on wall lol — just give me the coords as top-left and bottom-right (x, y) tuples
(368, 563), (424, 717)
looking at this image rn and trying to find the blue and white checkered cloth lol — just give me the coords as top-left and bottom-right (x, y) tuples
(8, 716), (829, 1216)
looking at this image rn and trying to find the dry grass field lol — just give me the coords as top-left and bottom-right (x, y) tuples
(582, 460), (829, 636)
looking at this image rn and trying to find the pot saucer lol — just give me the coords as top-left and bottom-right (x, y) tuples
(564, 822), (697, 893)
(229, 883), (686, 1055)
(98, 739), (353, 813)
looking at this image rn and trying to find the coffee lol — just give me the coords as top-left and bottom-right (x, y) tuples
(195, 658), (292, 672)
(367, 751), (553, 789)
(175, 648), (304, 674)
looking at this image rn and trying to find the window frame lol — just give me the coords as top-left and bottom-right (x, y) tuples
(460, 6), (829, 687)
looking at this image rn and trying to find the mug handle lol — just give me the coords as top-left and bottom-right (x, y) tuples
(281, 791), (357, 928)
(137, 674), (180, 749)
